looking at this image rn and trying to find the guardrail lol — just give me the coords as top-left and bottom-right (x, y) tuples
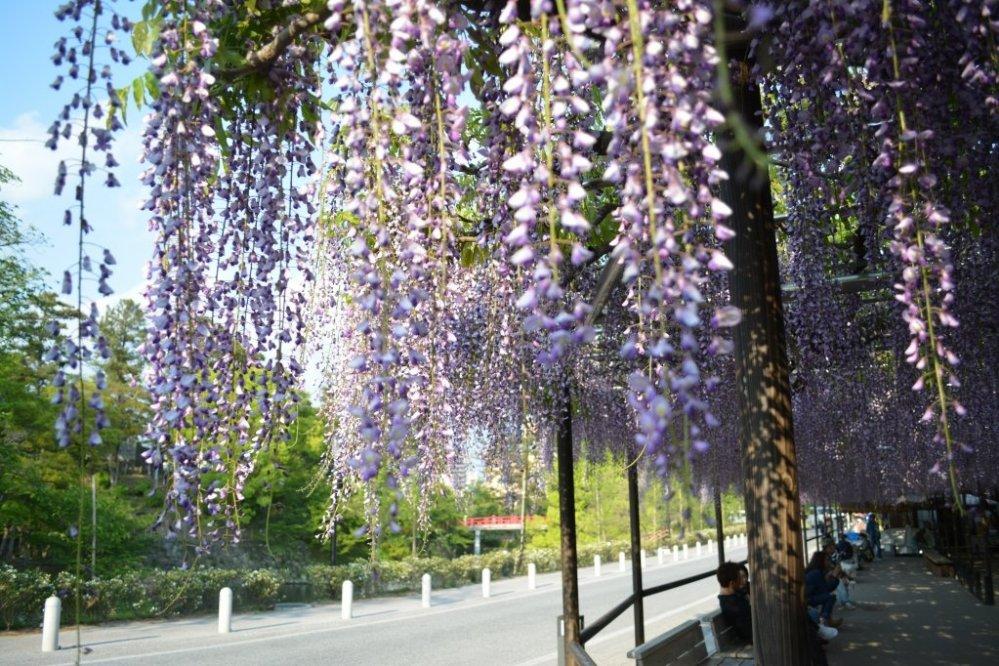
(568, 558), (747, 663)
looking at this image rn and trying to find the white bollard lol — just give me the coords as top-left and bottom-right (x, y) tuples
(218, 587), (233, 634)
(422, 573), (432, 608)
(708, 539), (714, 555)
(672, 545), (679, 562)
(683, 543), (689, 560)
(594, 555), (602, 577)
(696, 541), (702, 557)
(41, 596), (60, 652)
(640, 549), (647, 570)
(341, 580), (353, 620)
(741, 534), (746, 546)
(482, 568), (491, 598)
(657, 548), (664, 565)
(528, 562), (537, 590)
(619, 551), (626, 572)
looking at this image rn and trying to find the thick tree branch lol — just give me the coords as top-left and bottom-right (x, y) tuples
(215, 8), (332, 82)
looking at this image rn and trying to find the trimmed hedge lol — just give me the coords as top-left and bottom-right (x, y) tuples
(0, 565), (283, 630)
(0, 526), (745, 630)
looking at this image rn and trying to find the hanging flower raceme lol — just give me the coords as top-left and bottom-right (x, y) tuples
(139, 5), (230, 547)
(137, 3), (322, 549)
(878, 1), (964, 498)
(47, 0), (130, 451)
(48, 0), (998, 544)
(951, 0), (998, 115)
(580, 0), (734, 472)
(495, 0), (596, 368)
(323, 0), (470, 534)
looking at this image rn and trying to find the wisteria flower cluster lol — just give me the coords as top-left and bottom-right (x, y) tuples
(583, 0), (737, 473)
(47, 0), (131, 451)
(129, 1), (321, 550)
(50, 0), (997, 544)
(761, 0), (997, 503)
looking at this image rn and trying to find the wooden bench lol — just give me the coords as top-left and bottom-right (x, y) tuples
(626, 610), (750, 665)
(923, 549), (954, 577)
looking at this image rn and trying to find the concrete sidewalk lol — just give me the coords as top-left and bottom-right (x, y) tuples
(826, 554), (999, 665)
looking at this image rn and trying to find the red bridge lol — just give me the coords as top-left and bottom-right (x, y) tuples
(463, 515), (545, 531)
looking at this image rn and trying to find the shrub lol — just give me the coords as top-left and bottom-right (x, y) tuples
(240, 569), (281, 608)
(0, 565), (53, 630)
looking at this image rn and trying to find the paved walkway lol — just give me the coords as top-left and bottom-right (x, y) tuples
(826, 554), (999, 665)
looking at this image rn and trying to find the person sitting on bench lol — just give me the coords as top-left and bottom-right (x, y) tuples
(831, 535), (857, 609)
(806, 550), (843, 628)
(717, 561), (753, 643)
(717, 560), (838, 651)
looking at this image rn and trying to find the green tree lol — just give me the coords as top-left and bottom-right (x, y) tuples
(95, 299), (150, 484)
(1, 164), (150, 573)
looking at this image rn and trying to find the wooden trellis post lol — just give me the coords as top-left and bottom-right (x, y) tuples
(720, 55), (810, 664)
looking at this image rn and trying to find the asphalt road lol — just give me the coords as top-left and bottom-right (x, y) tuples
(1, 543), (745, 666)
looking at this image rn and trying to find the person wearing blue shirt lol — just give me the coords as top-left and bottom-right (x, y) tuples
(866, 513), (882, 559)
(805, 549), (843, 628)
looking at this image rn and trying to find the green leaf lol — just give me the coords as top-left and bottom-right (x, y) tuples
(143, 71), (160, 101)
(132, 19), (162, 58)
(213, 117), (230, 157)
(115, 86), (130, 123)
(131, 77), (145, 108)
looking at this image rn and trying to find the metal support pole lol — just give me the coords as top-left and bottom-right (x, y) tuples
(556, 384), (581, 664)
(813, 503), (820, 554)
(627, 458), (645, 646)
(984, 530), (995, 605)
(714, 488), (726, 566)
(91, 475), (97, 574)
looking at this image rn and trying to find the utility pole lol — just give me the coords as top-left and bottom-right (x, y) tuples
(91, 475), (97, 574)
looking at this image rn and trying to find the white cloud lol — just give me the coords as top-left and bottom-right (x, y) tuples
(94, 274), (149, 315)
(0, 112), (71, 203)
(0, 110), (145, 206)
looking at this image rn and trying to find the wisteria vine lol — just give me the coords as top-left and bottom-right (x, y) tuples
(48, 0), (998, 548)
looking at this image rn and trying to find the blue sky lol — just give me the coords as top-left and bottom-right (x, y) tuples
(0, 1), (150, 308)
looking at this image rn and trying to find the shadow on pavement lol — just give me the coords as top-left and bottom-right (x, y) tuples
(353, 609), (398, 619)
(63, 634), (159, 649)
(233, 621), (298, 633)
